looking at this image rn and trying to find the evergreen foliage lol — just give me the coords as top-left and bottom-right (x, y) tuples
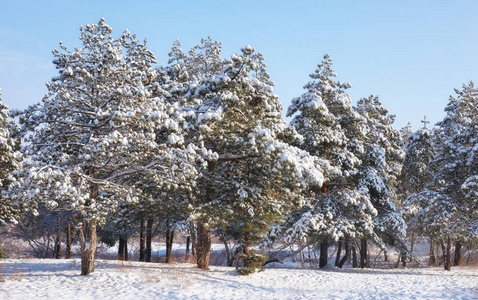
(1, 18), (476, 273)
(13, 19), (197, 274)
(166, 39), (330, 270)
(0, 89), (22, 226)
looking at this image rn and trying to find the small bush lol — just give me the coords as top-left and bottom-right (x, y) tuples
(0, 246), (5, 259)
(238, 252), (267, 275)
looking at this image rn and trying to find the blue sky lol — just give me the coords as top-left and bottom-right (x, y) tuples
(1, 0), (477, 130)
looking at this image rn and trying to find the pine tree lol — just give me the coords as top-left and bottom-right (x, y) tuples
(14, 19), (195, 275)
(167, 40), (329, 270)
(279, 55), (379, 268)
(401, 127), (436, 215)
(399, 126), (436, 262)
(399, 122), (414, 145)
(355, 95), (407, 256)
(0, 89), (22, 226)
(422, 82), (478, 270)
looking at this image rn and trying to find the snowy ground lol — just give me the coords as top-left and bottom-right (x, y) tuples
(1, 258), (477, 299)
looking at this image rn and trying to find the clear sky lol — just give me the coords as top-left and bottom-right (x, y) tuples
(1, 0), (477, 130)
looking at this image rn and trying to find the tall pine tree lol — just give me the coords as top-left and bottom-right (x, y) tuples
(0, 89), (22, 226)
(15, 19), (195, 275)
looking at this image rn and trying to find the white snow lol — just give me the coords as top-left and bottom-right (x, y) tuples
(1, 258), (477, 299)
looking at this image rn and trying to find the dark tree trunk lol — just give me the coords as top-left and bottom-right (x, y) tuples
(54, 214), (61, 259)
(196, 220), (211, 270)
(191, 222), (197, 263)
(66, 223), (72, 259)
(185, 235), (190, 262)
(80, 185), (98, 275)
(124, 237), (128, 261)
(194, 161), (215, 270)
(429, 239), (436, 266)
(307, 241), (312, 269)
(360, 238), (368, 268)
(445, 237), (452, 271)
(352, 243), (358, 268)
(80, 219), (97, 275)
(454, 241), (462, 266)
(118, 237), (125, 261)
(55, 233), (62, 259)
(335, 240), (342, 267)
(55, 221), (61, 259)
(145, 218), (152, 262)
(440, 238), (446, 266)
(319, 238), (329, 268)
(139, 218), (146, 262)
(219, 227), (233, 267)
(165, 229), (174, 263)
(401, 252), (407, 267)
(338, 239), (351, 268)
(337, 241), (351, 269)
(410, 232), (415, 252)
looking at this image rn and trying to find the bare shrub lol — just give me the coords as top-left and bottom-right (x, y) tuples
(141, 267), (161, 283)
(169, 263), (196, 290)
(158, 251), (184, 263)
(117, 260), (133, 272)
(8, 268), (25, 281)
(208, 250), (227, 266)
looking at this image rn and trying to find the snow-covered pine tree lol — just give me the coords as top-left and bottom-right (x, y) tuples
(167, 40), (329, 270)
(355, 95), (407, 262)
(14, 19), (196, 275)
(399, 126), (436, 262)
(417, 81), (478, 270)
(399, 122), (414, 145)
(400, 127), (435, 209)
(0, 89), (22, 226)
(281, 55), (378, 268)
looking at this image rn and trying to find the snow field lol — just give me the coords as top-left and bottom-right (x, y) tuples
(1, 258), (477, 300)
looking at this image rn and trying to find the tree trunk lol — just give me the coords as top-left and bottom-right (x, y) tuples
(66, 223), (72, 259)
(307, 241), (312, 269)
(196, 220), (211, 270)
(219, 228), (233, 267)
(80, 219), (97, 275)
(139, 218), (146, 262)
(55, 230), (62, 258)
(185, 235), (190, 262)
(352, 243), (358, 268)
(440, 238), (446, 266)
(145, 218), (152, 262)
(335, 240), (342, 267)
(429, 239), (436, 266)
(454, 241), (462, 266)
(124, 237), (128, 261)
(166, 229), (174, 263)
(410, 232), (415, 252)
(338, 239), (351, 268)
(445, 237), (452, 271)
(360, 238), (368, 268)
(118, 237), (125, 261)
(401, 252), (407, 267)
(54, 214), (61, 259)
(319, 238), (329, 268)
(191, 222), (197, 263)
(55, 234), (62, 259)
(243, 232), (250, 256)
(300, 246), (305, 268)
